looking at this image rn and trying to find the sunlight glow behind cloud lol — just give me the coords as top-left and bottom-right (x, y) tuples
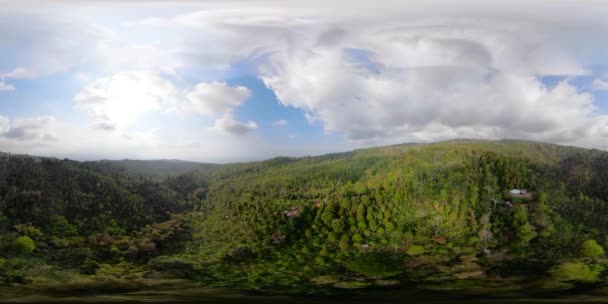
(74, 71), (180, 131)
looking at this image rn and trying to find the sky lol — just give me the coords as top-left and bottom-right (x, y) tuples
(2, 0), (608, 162)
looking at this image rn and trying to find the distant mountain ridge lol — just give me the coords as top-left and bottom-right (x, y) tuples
(0, 139), (598, 179)
(92, 159), (220, 179)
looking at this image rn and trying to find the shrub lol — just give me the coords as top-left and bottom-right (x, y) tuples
(11, 236), (35, 255)
(147, 256), (197, 278)
(581, 240), (605, 258)
(406, 245), (425, 256)
(52, 247), (94, 268)
(0, 257), (30, 283)
(338, 235), (351, 250)
(550, 261), (603, 283)
(343, 252), (402, 277)
(96, 261), (144, 278)
(80, 259), (100, 275)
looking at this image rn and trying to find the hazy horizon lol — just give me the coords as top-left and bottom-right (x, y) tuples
(0, 137), (594, 164)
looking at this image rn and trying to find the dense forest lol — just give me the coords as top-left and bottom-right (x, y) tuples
(1, 140), (608, 297)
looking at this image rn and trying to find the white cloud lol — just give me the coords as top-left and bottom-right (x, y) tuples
(74, 72), (258, 137)
(186, 81), (251, 116)
(0, 116), (9, 133)
(0, 81), (15, 92)
(4, 1), (608, 159)
(212, 114), (258, 136)
(592, 78), (608, 91)
(74, 72), (90, 82)
(0, 116), (57, 142)
(272, 119), (288, 127)
(0, 111), (403, 163)
(94, 43), (189, 76)
(74, 71), (180, 130)
(121, 4), (608, 149)
(184, 81), (257, 135)
(2, 67), (37, 80)
(262, 47), (602, 144)
(0, 10), (102, 80)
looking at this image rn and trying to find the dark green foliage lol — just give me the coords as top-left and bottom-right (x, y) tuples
(0, 155), (199, 284)
(183, 140), (608, 290)
(2, 139), (608, 293)
(80, 259), (100, 275)
(343, 252), (402, 277)
(92, 159), (219, 180)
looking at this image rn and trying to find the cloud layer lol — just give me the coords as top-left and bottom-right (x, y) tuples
(2, 0), (608, 161)
(135, 5), (608, 148)
(272, 119), (288, 127)
(74, 71), (256, 135)
(0, 82), (15, 92)
(187, 82), (251, 116)
(212, 115), (258, 135)
(593, 78), (608, 91)
(0, 116), (56, 142)
(74, 71), (180, 130)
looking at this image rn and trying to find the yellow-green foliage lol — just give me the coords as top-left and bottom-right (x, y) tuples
(95, 261), (144, 278)
(11, 236), (35, 255)
(550, 261), (603, 283)
(581, 240), (605, 258)
(343, 252), (401, 277)
(406, 245), (425, 256)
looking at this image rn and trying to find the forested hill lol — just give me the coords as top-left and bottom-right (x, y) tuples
(91, 159), (220, 180)
(2, 140), (608, 296)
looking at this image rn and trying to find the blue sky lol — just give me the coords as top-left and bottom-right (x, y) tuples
(1, 0), (608, 162)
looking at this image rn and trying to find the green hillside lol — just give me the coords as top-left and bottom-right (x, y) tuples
(1, 140), (608, 297)
(93, 159), (220, 180)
